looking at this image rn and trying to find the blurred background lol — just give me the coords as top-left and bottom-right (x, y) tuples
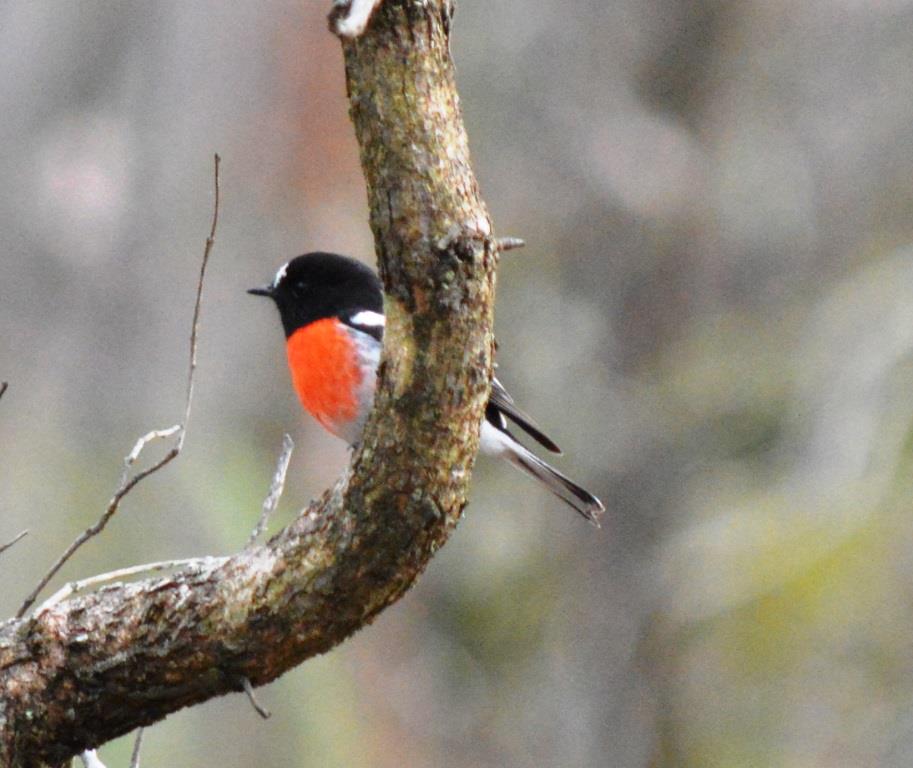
(3, 1), (913, 765)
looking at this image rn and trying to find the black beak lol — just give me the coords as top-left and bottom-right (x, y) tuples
(247, 285), (273, 298)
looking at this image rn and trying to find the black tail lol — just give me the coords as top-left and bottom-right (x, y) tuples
(505, 443), (604, 527)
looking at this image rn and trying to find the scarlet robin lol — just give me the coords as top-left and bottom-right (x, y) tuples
(249, 252), (604, 525)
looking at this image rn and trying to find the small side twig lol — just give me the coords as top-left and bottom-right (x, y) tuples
(179, 152), (221, 453)
(496, 237), (526, 251)
(0, 382), (8, 401)
(17, 435), (179, 618)
(329, 0), (382, 38)
(0, 530), (27, 558)
(33, 556), (228, 616)
(247, 434), (294, 546)
(16, 153), (221, 619)
(129, 728), (144, 768)
(241, 677), (272, 719)
(80, 750), (107, 768)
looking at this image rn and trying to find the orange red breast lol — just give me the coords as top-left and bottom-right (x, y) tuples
(285, 318), (361, 436)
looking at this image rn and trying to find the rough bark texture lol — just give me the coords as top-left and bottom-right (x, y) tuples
(0, 2), (495, 764)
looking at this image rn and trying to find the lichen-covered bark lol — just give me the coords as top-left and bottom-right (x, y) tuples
(0, 2), (495, 765)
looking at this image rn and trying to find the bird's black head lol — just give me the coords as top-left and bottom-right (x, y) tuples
(248, 252), (382, 338)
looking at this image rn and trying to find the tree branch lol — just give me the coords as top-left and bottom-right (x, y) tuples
(0, 3), (495, 765)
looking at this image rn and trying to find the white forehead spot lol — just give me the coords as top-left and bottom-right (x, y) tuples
(272, 261), (289, 288)
(350, 310), (385, 327)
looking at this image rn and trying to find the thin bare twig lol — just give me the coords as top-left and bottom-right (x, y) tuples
(241, 677), (272, 719)
(179, 152), (221, 453)
(248, 434), (294, 546)
(80, 750), (107, 768)
(0, 530), (27, 558)
(0, 382), (8, 401)
(496, 237), (526, 251)
(123, 426), (180, 468)
(34, 556), (228, 616)
(129, 728), (144, 768)
(16, 153), (221, 619)
(17, 442), (179, 619)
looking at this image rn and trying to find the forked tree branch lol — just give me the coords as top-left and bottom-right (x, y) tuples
(0, 2), (495, 765)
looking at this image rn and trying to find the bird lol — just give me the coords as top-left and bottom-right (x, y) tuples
(248, 252), (604, 525)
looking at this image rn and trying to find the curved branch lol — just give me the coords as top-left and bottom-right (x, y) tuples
(0, 2), (495, 765)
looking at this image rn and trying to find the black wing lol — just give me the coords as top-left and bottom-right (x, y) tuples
(487, 377), (562, 454)
(343, 313), (561, 455)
